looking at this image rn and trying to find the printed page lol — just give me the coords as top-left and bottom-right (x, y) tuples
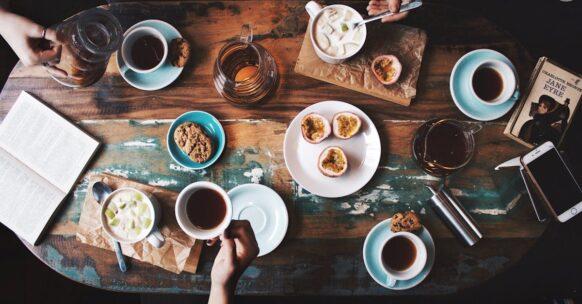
(0, 147), (65, 245)
(0, 92), (99, 193)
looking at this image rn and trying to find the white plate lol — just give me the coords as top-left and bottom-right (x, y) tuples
(283, 101), (382, 198)
(228, 184), (288, 257)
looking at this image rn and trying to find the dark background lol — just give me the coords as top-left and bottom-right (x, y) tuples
(0, 0), (581, 303)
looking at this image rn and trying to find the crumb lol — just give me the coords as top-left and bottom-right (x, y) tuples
(169, 38), (190, 68)
(390, 211), (422, 232)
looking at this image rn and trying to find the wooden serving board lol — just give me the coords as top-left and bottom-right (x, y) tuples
(77, 173), (202, 274)
(295, 23), (427, 106)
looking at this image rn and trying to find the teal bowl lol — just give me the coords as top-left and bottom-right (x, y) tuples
(167, 111), (226, 170)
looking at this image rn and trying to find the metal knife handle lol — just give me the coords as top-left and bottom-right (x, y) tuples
(112, 239), (128, 272)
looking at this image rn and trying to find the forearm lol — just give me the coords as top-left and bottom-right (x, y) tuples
(208, 283), (234, 304)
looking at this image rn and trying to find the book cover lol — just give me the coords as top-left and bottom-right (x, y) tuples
(504, 57), (582, 148)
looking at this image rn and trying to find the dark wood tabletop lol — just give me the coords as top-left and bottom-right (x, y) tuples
(0, 1), (547, 296)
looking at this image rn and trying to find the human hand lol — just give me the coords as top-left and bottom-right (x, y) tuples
(0, 9), (65, 75)
(367, 0), (409, 23)
(210, 220), (259, 289)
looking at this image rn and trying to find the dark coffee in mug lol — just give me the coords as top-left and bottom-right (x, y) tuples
(186, 188), (227, 230)
(381, 236), (417, 271)
(472, 67), (504, 102)
(131, 35), (164, 70)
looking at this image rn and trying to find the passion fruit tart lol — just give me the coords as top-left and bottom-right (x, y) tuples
(301, 113), (331, 144)
(332, 112), (361, 139)
(372, 55), (402, 85)
(318, 146), (348, 177)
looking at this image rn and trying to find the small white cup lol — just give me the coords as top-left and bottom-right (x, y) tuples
(100, 188), (165, 248)
(305, 1), (367, 64)
(379, 232), (427, 287)
(175, 181), (233, 240)
(120, 26), (168, 74)
(469, 59), (519, 106)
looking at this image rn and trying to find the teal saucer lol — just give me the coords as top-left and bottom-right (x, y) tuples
(116, 19), (184, 91)
(167, 111), (225, 170)
(450, 49), (519, 121)
(363, 218), (435, 290)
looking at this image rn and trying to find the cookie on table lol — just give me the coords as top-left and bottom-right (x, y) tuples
(173, 122), (214, 163)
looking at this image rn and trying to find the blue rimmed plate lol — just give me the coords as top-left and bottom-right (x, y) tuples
(363, 218), (435, 290)
(167, 111), (225, 170)
(117, 19), (184, 91)
(450, 49), (519, 121)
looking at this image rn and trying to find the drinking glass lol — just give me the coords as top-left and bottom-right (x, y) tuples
(213, 24), (279, 106)
(46, 8), (122, 88)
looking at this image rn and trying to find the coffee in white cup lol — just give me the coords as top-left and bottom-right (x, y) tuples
(470, 59), (519, 106)
(379, 231), (427, 287)
(175, 181), (233, 240)
(121, 26), (168, 74)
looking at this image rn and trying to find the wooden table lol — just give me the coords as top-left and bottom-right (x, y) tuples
(0, 1), (547, 295)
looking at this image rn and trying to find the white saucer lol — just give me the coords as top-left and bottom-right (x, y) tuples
(283, 101), (382, 198)
(228, 184), (288, 257)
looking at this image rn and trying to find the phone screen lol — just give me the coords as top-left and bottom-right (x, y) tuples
(527, 148), (582, 215)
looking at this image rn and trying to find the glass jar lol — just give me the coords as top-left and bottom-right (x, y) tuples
(213, 24), (279, 106)
(47, 8), (122, 88)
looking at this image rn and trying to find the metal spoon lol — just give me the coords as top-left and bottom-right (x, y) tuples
(92, 181), (128, 273)
(351, 1), (423, 29)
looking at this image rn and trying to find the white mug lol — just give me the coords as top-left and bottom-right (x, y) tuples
(469, 59), (520, 106)
(305, 1), (367, 64)
(379, 232), (427, 287)
(100, 188), (165, 248)
(175, 181), (233, 240)
(120, 26), (168, 74)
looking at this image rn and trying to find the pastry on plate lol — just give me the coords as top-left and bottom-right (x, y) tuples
(301, 113), (331, 144)
(390, 211), (422, 233)
(332, 112), (361, 139)
(174, 122), (214, 163)
(318, 146), (348, 177)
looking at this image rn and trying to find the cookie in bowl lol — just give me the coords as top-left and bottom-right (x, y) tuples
(318, 146), (348, 177)
(173, 122), (214, 163)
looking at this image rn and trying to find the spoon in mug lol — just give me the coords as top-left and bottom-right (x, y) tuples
(350, 1), (423, 29)
(92, 181), (128, 273)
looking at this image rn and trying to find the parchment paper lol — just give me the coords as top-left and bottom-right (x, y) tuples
(295, 23), (427, 106)
(76, 173), (202, 274)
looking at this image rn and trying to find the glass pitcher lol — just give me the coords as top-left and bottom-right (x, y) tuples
(412, 118), (482, 177)
(213, 24), (279, 106)
(46, 8), (122, 88)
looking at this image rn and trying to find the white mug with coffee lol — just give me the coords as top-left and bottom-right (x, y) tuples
(100, 187), (165, 248)
(469, 59), (519, 106)
(379, 231), (427, 287)
(120, 26), (168, 74)
(175, 181), (233, 240)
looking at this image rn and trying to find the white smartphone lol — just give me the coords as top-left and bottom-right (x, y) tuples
(522, 141), (582, 222)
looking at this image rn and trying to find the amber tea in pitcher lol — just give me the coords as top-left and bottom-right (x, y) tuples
(213, 24), (278, 106)
(412, 118), (481, 176)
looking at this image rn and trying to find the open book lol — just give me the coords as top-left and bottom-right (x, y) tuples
(0, 92), (100, 245)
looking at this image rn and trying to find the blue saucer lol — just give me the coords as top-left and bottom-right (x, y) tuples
(450, 49), (519, 121)
(116, 19), (184, 91)
(363, 218), (435, 290)
(167, 111), (226, 170)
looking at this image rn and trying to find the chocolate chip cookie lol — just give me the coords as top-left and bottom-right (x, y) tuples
(174, 122), (214, 163)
